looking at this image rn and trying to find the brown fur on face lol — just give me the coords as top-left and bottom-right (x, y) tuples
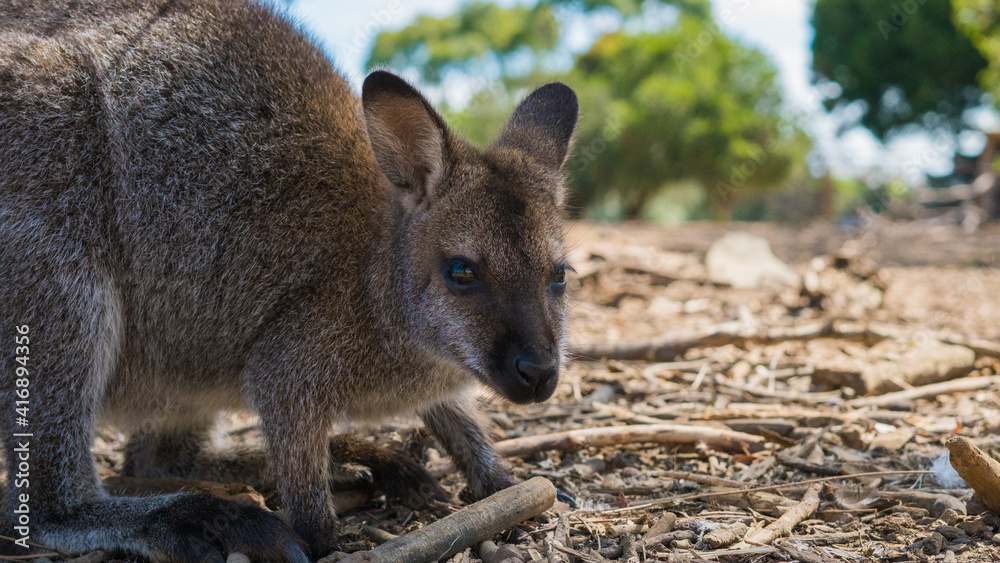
(0, 2), (577, 559)
(364, 75), (578, 404)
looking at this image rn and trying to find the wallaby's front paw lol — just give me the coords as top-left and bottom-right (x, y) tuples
(459, 472), (518, 504)
(291, 512), (343, 558)
(377, 454), (450, 509)
(140, 494), (308, 563)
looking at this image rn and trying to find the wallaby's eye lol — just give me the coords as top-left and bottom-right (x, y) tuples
(551, 263), (573, 288)
(552, 266), (567, 285)
(445, 258), (478, 287)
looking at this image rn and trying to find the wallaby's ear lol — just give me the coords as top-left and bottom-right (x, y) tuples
(362, 71), (448, 196)
(494, 82), (578, 169)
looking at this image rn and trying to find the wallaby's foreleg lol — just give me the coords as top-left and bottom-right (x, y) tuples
(421, 396), (515, 503)
(246, 355), (341, 556)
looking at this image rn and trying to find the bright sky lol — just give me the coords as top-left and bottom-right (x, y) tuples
(284, 0), (998, 184)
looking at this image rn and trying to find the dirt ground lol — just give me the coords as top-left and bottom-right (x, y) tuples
(90, 219), (1000, 562)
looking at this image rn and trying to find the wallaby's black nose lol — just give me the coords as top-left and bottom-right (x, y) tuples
(515, 354), (559, 401)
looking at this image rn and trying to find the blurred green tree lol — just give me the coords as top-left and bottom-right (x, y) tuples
(568, 24), (808, 218)
(811, 0), (989, 140)
(367, 0), (805, 219)
(953, 0), (1000, 103)
(368, 3), (561, 84)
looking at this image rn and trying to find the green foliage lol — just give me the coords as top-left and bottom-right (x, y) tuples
(953, 0), (1000, 103)
(566, 21), (808, 217)
(368, 0), (712, 85)
(369, 0), (805, 219)
(811, 0), (988, 140)
(369, 3), (560, 83)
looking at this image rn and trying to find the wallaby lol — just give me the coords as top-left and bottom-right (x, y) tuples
(0, 0), (578, 560)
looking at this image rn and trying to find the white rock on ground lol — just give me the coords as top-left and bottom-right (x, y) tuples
(705, 232), (801, 288)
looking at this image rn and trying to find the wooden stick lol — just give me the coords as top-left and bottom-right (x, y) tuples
(775, 543), (835, 563)
(359, 526), (397, 546)
(620, 534), (639, 563)
(570, 320), (842, 362)
(600, 470), (931, 514)
(695, 546), (778, 559)
(427, 424), (766, 477)
(743, 483), (821, 545)
(656, 470), (743, 488)
(845, 376), (1000, 409)
(946, 436), (1000, 513)
(338, 477), (556, 563)
(703, 522), (749, 549)
(775, 450), (843, 476)
(716, 379), (842, 404)
(592, 401), (665, 424)
(571, 318), (1000, 363)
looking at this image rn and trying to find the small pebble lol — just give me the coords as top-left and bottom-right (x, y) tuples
(957, 517), (992, 537)
(916, 532), (946, 556)
(931, 495), (966, 518)
(620, 467), (642, 479)
(938, 508), (961, 526)
(933, 526), (967, 540)
(966, 495), (990, 516)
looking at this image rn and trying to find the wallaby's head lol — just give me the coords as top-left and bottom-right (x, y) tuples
(362, 71), (578, 405)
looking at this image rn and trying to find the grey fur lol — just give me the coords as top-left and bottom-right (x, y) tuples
(0, 0), (578, 559)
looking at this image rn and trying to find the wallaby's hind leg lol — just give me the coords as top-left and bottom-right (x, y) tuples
(421, 395), (516, 503)
(122, 416), (272, 491)
(0, 238), (305, 562)
(0, 263), (112, 551)
(123, 422), (444, 508)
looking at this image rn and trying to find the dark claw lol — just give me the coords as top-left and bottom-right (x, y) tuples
(284, 540), (311, 563)
(555, 488), (577, 506)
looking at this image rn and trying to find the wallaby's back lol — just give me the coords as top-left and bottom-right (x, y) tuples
(1, 0), (385, 404)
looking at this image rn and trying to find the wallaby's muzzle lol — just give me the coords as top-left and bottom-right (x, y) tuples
(515, 352), (559, 402)
(490, 344), (560, 404)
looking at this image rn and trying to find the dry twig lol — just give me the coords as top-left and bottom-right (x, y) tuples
(600, 470), (931, 514)
(844, 376), (1000, 408)
(338, 477), (556, 563)
(428, 424), (765, 477)
(742, 483), (821, 545)
(571, 319), (1000, 363)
